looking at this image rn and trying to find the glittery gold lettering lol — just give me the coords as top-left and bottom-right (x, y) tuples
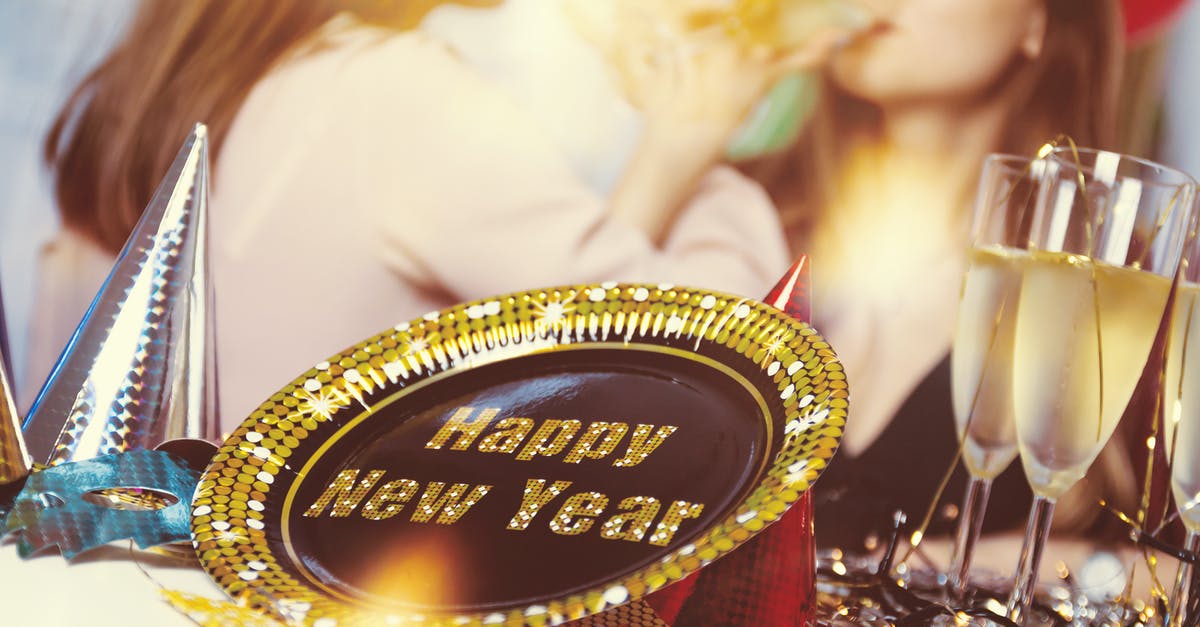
(613, 424), (678, 467)
(599, 496), (662, 542)
(424, 406), (498, 451)
(647, 500), (705, 546)
(562, 421), (629, 463)
(477, 417), (535, 454)
(303, 468), (385, 518)
(360, 479), (419, 521)
(548, 492), (609, 536)
(409, 481), (493, 524)
(506, 478), (572, 530)
(514, 419), (582, 461)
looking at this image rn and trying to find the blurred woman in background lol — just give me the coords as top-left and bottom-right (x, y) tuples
(750, 0), (1127, 549)
(29, 1), (851, 430)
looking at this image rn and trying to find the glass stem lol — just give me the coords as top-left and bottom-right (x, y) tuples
(1171, 529), (1200, 626)
(1007, 495), (1055, 622)
(948, 475), (993, 599)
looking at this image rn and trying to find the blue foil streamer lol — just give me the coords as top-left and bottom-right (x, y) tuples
(21, 124), (219, 466)
(3, 449), (199, 559)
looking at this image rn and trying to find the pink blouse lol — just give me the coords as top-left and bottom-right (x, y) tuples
(23, 25), (790, 434)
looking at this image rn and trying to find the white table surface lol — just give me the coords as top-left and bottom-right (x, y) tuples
(0, 538), (228, 626)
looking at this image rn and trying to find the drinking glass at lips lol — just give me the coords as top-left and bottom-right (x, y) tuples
(947, 154), (1043, 598)
(1007, 148), (1197, 622)
(1166, 202), (1200, 623)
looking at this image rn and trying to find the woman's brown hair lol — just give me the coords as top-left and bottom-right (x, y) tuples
(44, 1), (434, 255)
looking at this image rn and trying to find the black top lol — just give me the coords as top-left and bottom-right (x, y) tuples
(812, 356), (1033, 551)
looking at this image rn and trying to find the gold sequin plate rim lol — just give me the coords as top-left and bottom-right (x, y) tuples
(190, 283), (848, 625)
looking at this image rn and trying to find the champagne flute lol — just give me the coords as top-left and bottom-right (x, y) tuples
(1007, 148), (1197, 621)
(947, 154), (1042, 597)
(1165, 202), (1200, 624)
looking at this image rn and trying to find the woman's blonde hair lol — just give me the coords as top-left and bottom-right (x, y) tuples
(44, 1), (435, 255)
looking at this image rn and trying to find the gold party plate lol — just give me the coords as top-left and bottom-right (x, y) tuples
(191, 283), (846, 625)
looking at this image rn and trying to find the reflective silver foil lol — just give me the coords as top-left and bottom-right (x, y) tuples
(22, 124), (220, 465)
(0, 340), (29, 485)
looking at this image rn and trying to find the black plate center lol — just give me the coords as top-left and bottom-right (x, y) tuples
(283, 346), (768, 611)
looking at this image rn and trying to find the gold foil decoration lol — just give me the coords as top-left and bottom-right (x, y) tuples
(515, 419), (583, 460)
(424, 406), (498, 451)
(600, 496), (662, 542)
(476, 417), (535, 454)
(361, 479), (420, 521)
(564, 421), (630, 463)
(613, 424), (678, 467)
(507, 478), (574, 530)
(409, 482), (492, 524)
(550, 492), (611, 536)
(302, 468), (385, 518)
(161, 590), (282, 627)
(647, 500), (706, 546)
(572, 600), (668, 627)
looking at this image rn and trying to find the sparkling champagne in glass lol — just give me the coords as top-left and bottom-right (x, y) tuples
(1007, 148), (1196, 621)
(1165, 211), (1200, 623)
(947, 155), (1042, 597)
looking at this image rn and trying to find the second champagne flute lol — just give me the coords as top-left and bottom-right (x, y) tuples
(1007, 147), (1196, 621)
(947, 154), (1042, 597)
(1164, 203), (1200, 624)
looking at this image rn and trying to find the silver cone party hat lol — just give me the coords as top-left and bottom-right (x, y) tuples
(23, 124), (220, 465)
(0, 278), (13, 378)
(0, 276), (30, 484)
(0, 333), (29, 485)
